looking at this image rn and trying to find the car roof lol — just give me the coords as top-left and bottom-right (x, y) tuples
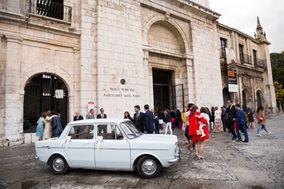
(68, 119), (130, 125)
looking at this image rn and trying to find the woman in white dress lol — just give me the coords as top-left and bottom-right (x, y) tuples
(213, 107), (224, 132)
(43, 111), (55, 139)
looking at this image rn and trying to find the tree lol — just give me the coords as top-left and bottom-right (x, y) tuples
(271, 53), (284, 86)
(274, 81), (284, 110)
(274, 81), (284, 101)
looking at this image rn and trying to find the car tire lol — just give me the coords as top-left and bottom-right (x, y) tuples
(137, 155), (162, 178)
(49, 155), (69, 175)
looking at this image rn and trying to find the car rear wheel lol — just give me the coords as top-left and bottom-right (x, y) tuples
(49, 155), (69, 175)
(137, 156), (162, 178)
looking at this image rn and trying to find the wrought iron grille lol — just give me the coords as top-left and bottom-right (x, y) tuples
(29, 0), (72, 22)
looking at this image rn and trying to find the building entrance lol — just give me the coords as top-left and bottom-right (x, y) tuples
(23, 73), (68, 133)
(152, 69), (184, 111)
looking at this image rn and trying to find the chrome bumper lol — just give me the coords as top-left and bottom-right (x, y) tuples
(168, 157), (179, 163)
(168, 146), (181, 163)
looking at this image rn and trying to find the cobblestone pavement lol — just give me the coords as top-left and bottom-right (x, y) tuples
(1, 114), (284, 189)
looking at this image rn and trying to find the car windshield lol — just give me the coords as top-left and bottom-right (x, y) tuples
(120, 121), (142, 139)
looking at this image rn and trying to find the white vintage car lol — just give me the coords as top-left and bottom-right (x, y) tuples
(35, 119), (180, 178)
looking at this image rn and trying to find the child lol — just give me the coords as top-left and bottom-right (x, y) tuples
(256, 106), (271, 136)
(196, 107), (210, 138)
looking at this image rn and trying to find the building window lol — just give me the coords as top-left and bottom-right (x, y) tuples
(220, 38), (227, 59)
(239, 44), (244, 63)
(68, 125), (94, 139)
(30, 0), (72, 22)
(253, 49), (258, 65)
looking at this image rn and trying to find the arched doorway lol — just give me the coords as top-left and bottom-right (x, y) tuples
(222, 87), (231, 106)
(242, 89), (249, 111)
(256, 90), (263, 108)
(23, 73), (68, 133)
(147, 20), (187, 111)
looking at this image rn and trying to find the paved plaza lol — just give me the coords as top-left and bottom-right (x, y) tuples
(0, 114), (284, 189)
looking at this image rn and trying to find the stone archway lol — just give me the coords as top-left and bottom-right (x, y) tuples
(256, 90), (264, 108)
(148, 20), (186, 55)
(147, 19), (187, 111)
(242, 89), (250, 111)
(23, 73), (69, 133)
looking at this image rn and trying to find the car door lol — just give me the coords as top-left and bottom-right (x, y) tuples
(95, 123), (131, 170)
(64, 124), (95, 168)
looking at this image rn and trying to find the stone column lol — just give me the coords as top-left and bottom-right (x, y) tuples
(143, 48), (152, 107)
(251, 77), (256, 110)
(262, 44), (277, 113)
(4, 36), (24, 145)
(238, 75), (243, 105)
(0, 36), (7, 145)
(79, 0), (97, 116)
(185, 57), (196, 104)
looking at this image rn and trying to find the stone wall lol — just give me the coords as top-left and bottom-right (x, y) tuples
(95, 0), (144, 117)
(191, 19), (223, 107)
(0, 1), (81, 145)
(79, 0), (98, 116)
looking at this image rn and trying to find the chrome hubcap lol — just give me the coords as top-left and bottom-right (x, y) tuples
(142, 159), (157, 176)
(52, 158), (65, 172)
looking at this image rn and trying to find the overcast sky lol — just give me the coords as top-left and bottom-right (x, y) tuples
(210, 0), (284, 53)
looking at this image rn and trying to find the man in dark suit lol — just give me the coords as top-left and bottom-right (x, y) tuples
(226, 100), (237, 140)
(144, 104), (154, 134)
(73, 112), (83, 121)
(51, 111), (63, 137)
(97, 108), (107, 134)
(133, 105), (145, 133)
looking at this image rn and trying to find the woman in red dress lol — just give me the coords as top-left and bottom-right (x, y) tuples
(188, 105), (209, 159)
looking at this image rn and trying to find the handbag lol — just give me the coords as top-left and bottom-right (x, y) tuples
(233, 120), (237, 129)
(258, 116), (264, 121)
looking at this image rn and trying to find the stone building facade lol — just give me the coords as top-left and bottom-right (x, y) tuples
(0, 0), (276, 145)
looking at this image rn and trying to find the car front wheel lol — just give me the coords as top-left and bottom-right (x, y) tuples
(49, 155), (69, 175)
(137, 156), (162, 178)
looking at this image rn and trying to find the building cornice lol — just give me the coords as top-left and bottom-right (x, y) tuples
(141, 0), (220, 22)
(177, 0), (221, 19)
(217, 22), (270, 45)
(0, 10), (81, 37)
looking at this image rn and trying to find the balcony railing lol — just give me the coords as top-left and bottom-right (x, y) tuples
(240, 54), (252, 64)
(255, 59), (267, 69)
(29, 0), (72, 23)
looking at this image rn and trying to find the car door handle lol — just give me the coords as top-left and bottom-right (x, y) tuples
(83, 141), (92, 144)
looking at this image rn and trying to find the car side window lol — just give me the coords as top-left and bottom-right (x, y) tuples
(68, 125), (94, 139)
(97, 124), (123, 140)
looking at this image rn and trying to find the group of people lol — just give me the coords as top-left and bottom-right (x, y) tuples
(72, 105), (183, 135)
(221, 100), (271, 142)
(74, 108), (108, 121)
(124, 105), (185, 135)
(35, 111), (63, 140)
(36, 101), (271, 150)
